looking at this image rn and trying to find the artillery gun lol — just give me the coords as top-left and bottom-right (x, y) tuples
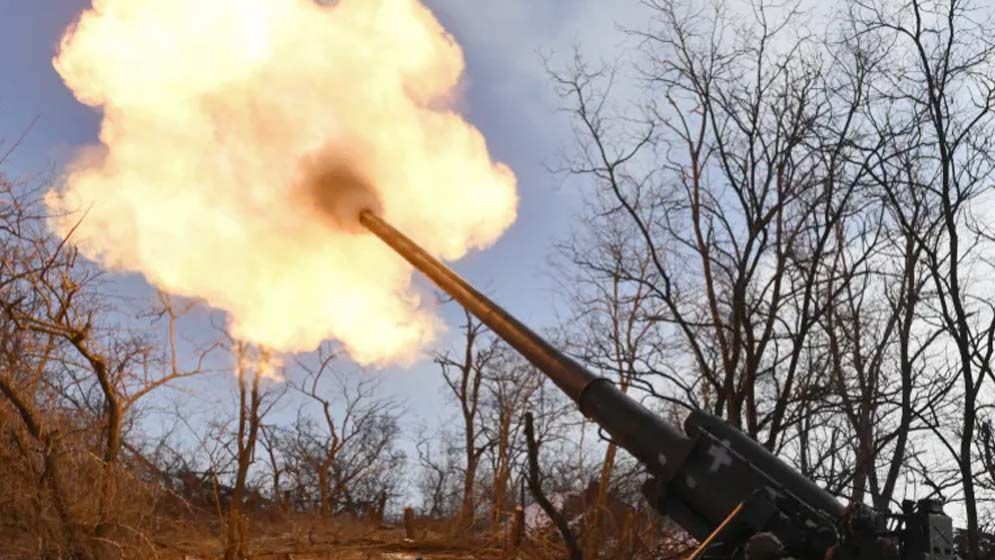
(361, 210), (955, 560)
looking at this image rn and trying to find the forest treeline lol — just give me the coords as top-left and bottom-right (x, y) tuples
(4, 0), (995, 558)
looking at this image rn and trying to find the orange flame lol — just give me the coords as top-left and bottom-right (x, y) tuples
(48, 0), (517, 364)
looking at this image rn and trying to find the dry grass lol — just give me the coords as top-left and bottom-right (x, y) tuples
(143, 513), (504, 560)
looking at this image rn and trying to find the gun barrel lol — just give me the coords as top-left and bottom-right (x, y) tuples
(360, 210), (595, 402)
(360, 210), (691, 471)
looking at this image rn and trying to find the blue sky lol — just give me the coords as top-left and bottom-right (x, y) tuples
(0, 1), (647, 430)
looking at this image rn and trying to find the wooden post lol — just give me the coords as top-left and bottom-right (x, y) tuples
(510, 505), (525, 549)
(620, 509), (635, 555)
(403, 506), (416, 540)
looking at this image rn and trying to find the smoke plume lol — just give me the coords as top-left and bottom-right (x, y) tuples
(49, 0), (518, 363)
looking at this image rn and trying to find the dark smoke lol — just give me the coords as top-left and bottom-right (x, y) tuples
(298, 149), (383, 233)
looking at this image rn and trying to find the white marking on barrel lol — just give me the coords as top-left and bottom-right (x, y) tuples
(707, 441), (734, 473)
(658, 452), (668, 467)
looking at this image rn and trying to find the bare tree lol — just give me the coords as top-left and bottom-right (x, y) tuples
(550, 0), (880, 456)
(259, 424), (289, 513)
(524, 411), (583, 560)
(481, 346), (543, 529)
(415, 428), (462, 518)
(436, 309), (499, 528)
(0, 302), (90, 557)
(552, 1), (995, 556)
(293, 344), (401, 517)
(0, 168), (209, 556)
(6, 287), (214, 541)
(555, 211), (664, 556)
(845, 0), (995, 554)
(223, 342), (281, 560)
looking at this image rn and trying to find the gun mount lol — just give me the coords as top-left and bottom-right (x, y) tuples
(360, 209), (954, 560)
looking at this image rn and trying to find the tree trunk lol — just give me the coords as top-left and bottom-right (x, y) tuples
(318, 465), (331, 516)
(491, 413), (511, 528)
(961, 393), (980, 560)
(95, 403), (123, 541)
(524, 412), (582, 560)
(224, 349), (262, 560)
(459, 424), (477, 528)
